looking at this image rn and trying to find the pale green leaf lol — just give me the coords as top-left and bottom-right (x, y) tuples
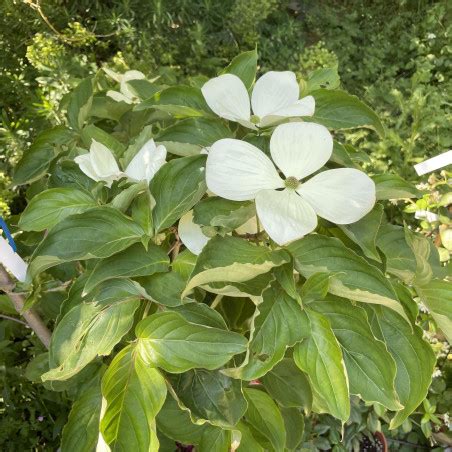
(136, 311), (247, 372)
(100, 344), (166, 451)
(183, 236), (289, 298)
(293, 309), (350, 421)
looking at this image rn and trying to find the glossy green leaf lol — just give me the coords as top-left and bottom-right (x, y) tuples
(339, 204), (384, 261)
(224, 283), (308, 380)
(293, 309), (350, 421)
(366, 306), (435, 428)
(136, 311), (247, 372)
(372, 174), (422, 200)
(170, 369), (247, 427)
(300, 272), (331, 303)
(171, 303), (227, 329)
(151, 154), (207, 232)
(312, 300), (401, 410)
(304, 66), (340, 94)
(311, 89), (384, 136)
(136, 85), (212, 117)
(61, 387), (101, 452)
(132, 190), (154, 236)
(156, 118), (232, 157)
(137, 271), (186, 307)
(261, 358), (312, 410)
(67, 77), (93, 131)
(416, 280), (452, 343)
(84, 242), (169, 294)
(14, 126), (75, 185)
(81, 124), (125, 158)
(43, 280), (140, 381)
(281, 407), (304, 451)
(288, 235), (407, 320)
(29, 207), (144, 278)
(100, 344), (166, 451)
(376, 223), (416, 283)
(172, 249), (197, 281)
(199, 429), (231, 452)
(243, 388), (286, 452)
(221, 49), (258, 90)
(193, 197), (255, 230)
(183, 236), (289, 297)
(19, 188), (97, 232)
(125, 79), (160, 100)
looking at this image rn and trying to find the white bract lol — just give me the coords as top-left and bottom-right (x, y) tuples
(75, 139), (166, 187)
(179, 210), (258, 255)
(206, 122), (376, 245)
(202, 71), (315, 129)
(104, 68), (146, 104)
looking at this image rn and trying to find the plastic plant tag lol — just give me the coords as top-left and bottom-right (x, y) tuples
(414, 150), (452, 176)
(0, 219), (28, 282)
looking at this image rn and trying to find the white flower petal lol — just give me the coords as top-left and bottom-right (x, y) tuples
(255, 189), (318, 245)
(206, 139), (284, 201)
(201, 74), (251, 122)
(178, 210), (210, 255)
(251, 71), (299, 118)
(107, 90), (132, 104)
(259, 95), (315, 127)
(122, 70), (145, 82)
(270, 122), (333, 179)
(125, 139), (167, 183)
(74, 154), (101, 182)
(90, 140), (121, 179)
(297, 168), (376, 224)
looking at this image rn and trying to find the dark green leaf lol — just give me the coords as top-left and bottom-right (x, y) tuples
(137, 271), (186, 307)
(81, 124), (125, 158)
(372, 174), (422, 200)
(151, 154), (207, 232)
(221, 49), (258, 90)
(304, 66), (340, 94)
(67, 77), (93, 131)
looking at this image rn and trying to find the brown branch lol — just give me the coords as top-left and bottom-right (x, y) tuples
(0, 265), (51, 349)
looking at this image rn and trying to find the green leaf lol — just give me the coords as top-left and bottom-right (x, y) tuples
(193, 197), (255, 230)
(199, 429), (231, 452)
(67, 77), (93, 131)
(183, 236), (289, 298)
(312, 300), (401, 410)
(261, 358), (312, 410)
(330, 141), (360, 168)
(416, 280), (452, 343)
(151, 154), (207, 232)
(132, 190), (154, 236)
(339, 204), (384, 261)
(137, 271), (186, 307)
(14, 126), (75, 185)
(43, 280), (140, 381)
(304, 66), (340, 94)
(300, 272), (332, 303)
(376, 223), (417, 283)
(19, 188), (97, 232)
(366, 307), (435, 429)
(273, 260), (301, 303)
(84, 242), (169, 294)
(243, 388), (286, 452)
(136, 311), (247, 372)
(91, 94), (131, 121)
(136, 85), (212, 117)
(236, 421), (264, 451)
(224, 283), (308, 380)
(170, 369), (247, 427)
(311, 89), (384, 137)
(293, 309), (350, 421)
(156, 118), (233, 157)
(61, 387), (102, 452)
(372, 174), (422, 200)
(29, 207), (144, 278)
(221, 49), (258, 90)
(281, 407), (304, 451)
(288, 235), (408, 320)
(172, 249), (197, 281)
(100, 344), (166, 451)
(81, 124), (125, 158)
(125, 79), (160, 100)
(171, 303), (228, 329)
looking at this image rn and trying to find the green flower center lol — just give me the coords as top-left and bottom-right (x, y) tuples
(284, 176), (300, 190)
(250, 115), (260, 124)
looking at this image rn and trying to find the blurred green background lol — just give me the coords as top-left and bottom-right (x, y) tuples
(0, 1), (450, 450)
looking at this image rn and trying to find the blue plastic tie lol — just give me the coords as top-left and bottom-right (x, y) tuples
(0, 217), (17, 252)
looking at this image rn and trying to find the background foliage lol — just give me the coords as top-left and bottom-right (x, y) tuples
(0, 0), (450, 450)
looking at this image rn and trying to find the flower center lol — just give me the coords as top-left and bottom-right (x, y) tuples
(284, 176), (300, 190)
(250, 115), (260, 124)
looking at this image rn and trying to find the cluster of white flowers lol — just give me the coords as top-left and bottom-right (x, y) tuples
(75, 139), (166, 187)
(76, 70), (376, 250)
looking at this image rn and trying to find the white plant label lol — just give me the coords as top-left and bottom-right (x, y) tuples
(414, 150), (452, 176)
(0, 236), (28, 282)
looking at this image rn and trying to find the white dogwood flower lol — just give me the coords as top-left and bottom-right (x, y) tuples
(179, 210), (258, 255)
(104, 69), (145, 104)
(206, 122), (376, 245)
(202, 71), (315, 129)
(75, 139), (166, 187)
